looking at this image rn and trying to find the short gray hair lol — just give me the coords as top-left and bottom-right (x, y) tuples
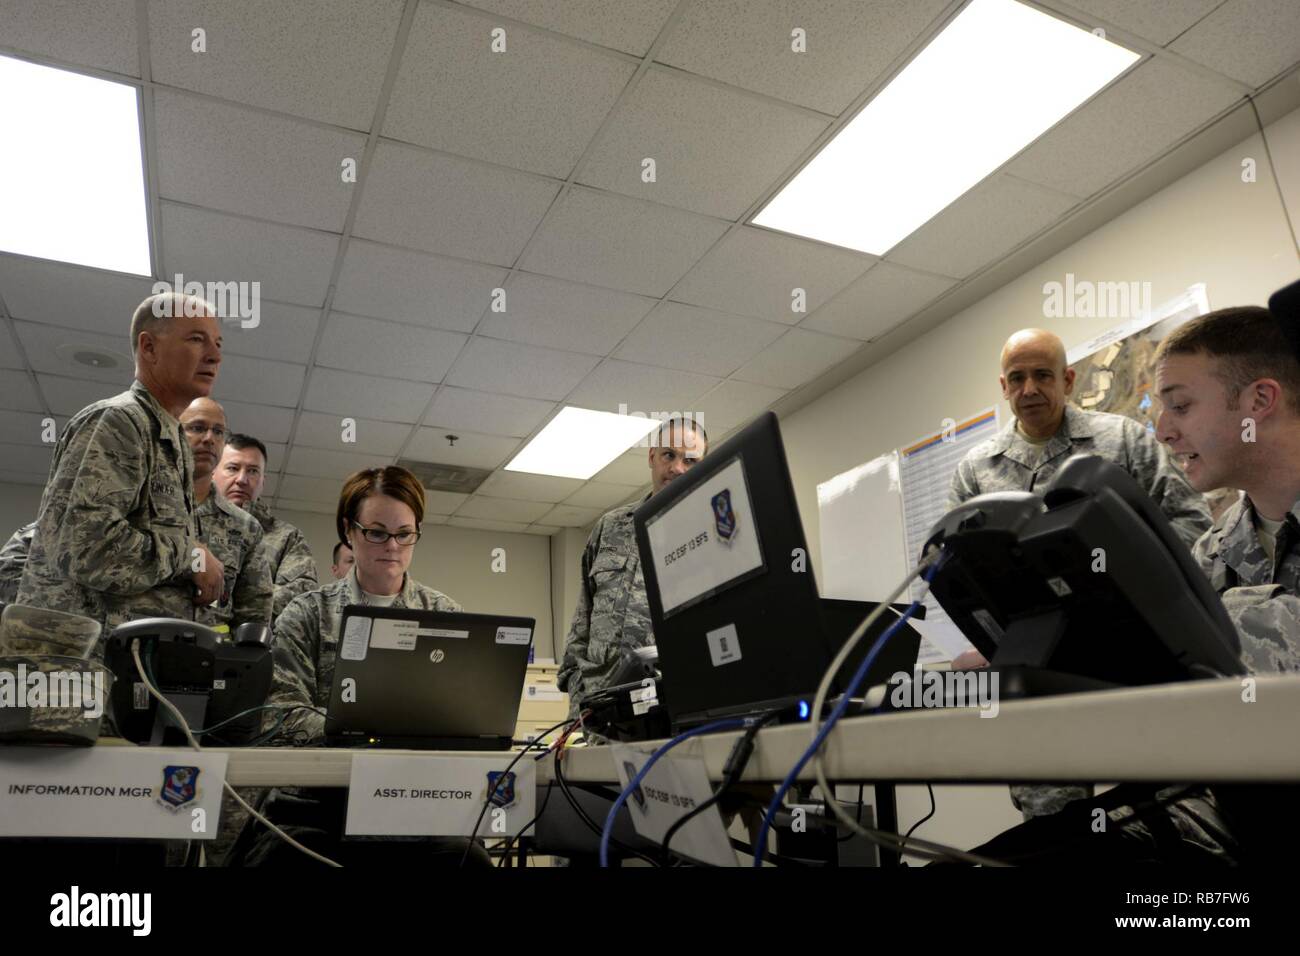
(130, 292), (215, 355)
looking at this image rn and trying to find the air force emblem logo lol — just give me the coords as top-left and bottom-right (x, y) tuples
(485, 771), (517, 809)
(711, 488), (737, 545)
(159, 765), (200, 811)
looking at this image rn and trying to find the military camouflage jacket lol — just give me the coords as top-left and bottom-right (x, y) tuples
(248, 500), (319, 618)
(557, 499), (652, 711)
(16, 381), (198, 656)
(949, 404), (1211, 549)
(194, 491), (273, 631)
(1192, 493), (1300, 674)
(0, 522), (37, 606)
(267, 568), (461, 741)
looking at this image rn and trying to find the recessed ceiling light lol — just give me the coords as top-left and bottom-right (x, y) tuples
(505, 407), (659, 480)
(752, 0), (1140, 255)
(0, 54), (151, 275)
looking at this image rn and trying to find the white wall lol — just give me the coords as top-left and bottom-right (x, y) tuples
(278, 508), (556, 661)
(779, 108), (1300, 848)
(0, 481), (42, 541)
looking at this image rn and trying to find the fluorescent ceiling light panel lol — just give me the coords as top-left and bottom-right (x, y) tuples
(752, 0), (1139, 255)
(506, 406), (659, 480)
(0, 55), (151, 275)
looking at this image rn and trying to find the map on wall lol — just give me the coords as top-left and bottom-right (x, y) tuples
(1066, 283), (1237, 520)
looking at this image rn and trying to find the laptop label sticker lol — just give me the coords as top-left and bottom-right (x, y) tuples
(495, 626), (532, 645)
(644, 456), (764, 615)
(371, 618), (419, 651)
(340, 616), (372, 661)
(706, 623), (742, 667)
(419, 628), (469, 640)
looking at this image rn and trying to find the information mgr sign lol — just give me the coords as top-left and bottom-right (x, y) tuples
(0, 747), (228, 839)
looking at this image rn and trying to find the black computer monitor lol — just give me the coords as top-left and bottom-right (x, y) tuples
(633, 411), (921, 729)
(924, 454), (1244, 686)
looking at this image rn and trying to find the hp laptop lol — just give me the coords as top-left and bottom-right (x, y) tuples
(633, 411), (923, 730)
(325, 607), (534, 750)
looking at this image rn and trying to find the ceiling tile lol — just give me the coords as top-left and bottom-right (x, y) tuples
(657, 0), (951, 114)
(731, 328), (861, 390)
(693, 379), (788, 431)
(476, 470), (583, 503)
(458, 0), (678, 56)
(523, 525), (559, 536)
(33, 374), (112, 415)
(0, 411), (65, 445)
(802, 261), (957, 341)
(293, 411), (412, 456)
(578, 67), (828, 219)
(161, 203), (339, 308)
(385, 3), (635, 178)
(566, 359), (719, 416)
(276, 473), (344, 503)
(406, 428), (521, 469)
(591, 449), (650, 486)
(1167, 0), (1300, 88)
(215, 399), (296, 445)
(153, 89), (363, 232)
(563, 481), (639, 510)
(304, 367), (435, 424)
(538, 503), (605, 527)
(672, 226), (872, 323)
(447, 516), (532, 534)
(1062, 0), (1222, 46)
(479, 273), (656, 355)
(1005, 58), (1244, 198)
(211, 355), (306, 408)
(260, 474), (279, 496)
(418, 490), (471, 516)
(333, 240), (508, 334)
(0, 442), (53, 475)
(0, 0), (139, 75)
(0, 255), (156, 335)
(456, 496), (553, 523)
(219, 300), (320, 364)
(12, 321), (134, 386)
(519, 186), (729, 297)
(444, 338), (599, 401)
(285, 445), (385, 481)
(317, 314), (467, 383)
(147, 0), (404, 129)
(271, 497), (336, 516)
(422, 514), (450, 526)
(353, 141), (561, 267)
(887, 175), (1079, 279)
(424, 387), (555, 438)
(613, 302), (786, 376)
(261, 441), (289, 468)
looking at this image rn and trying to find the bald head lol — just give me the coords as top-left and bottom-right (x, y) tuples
(180, 397), (228, 482)
(999, 328), (1075, 440)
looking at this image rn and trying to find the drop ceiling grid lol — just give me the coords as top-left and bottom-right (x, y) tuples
(0, 0), (1295, 535)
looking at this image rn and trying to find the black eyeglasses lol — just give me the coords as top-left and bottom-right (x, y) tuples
(182, 423), (227, 439)
(351, 521), (421, 546)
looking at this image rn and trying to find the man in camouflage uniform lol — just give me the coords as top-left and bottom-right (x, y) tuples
(180, 398), (272, 631)
(214, 434), (317, 617)
(948, 328), (1212, 821)
(558, 417), (708, 715)
(1155, 304), (1300, 861)
(15, 293), (227, 655)
(0, 522), (37, 606)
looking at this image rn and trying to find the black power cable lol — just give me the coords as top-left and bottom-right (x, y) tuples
(458, 715), (574, 869)
(552, 747), (660, 867)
